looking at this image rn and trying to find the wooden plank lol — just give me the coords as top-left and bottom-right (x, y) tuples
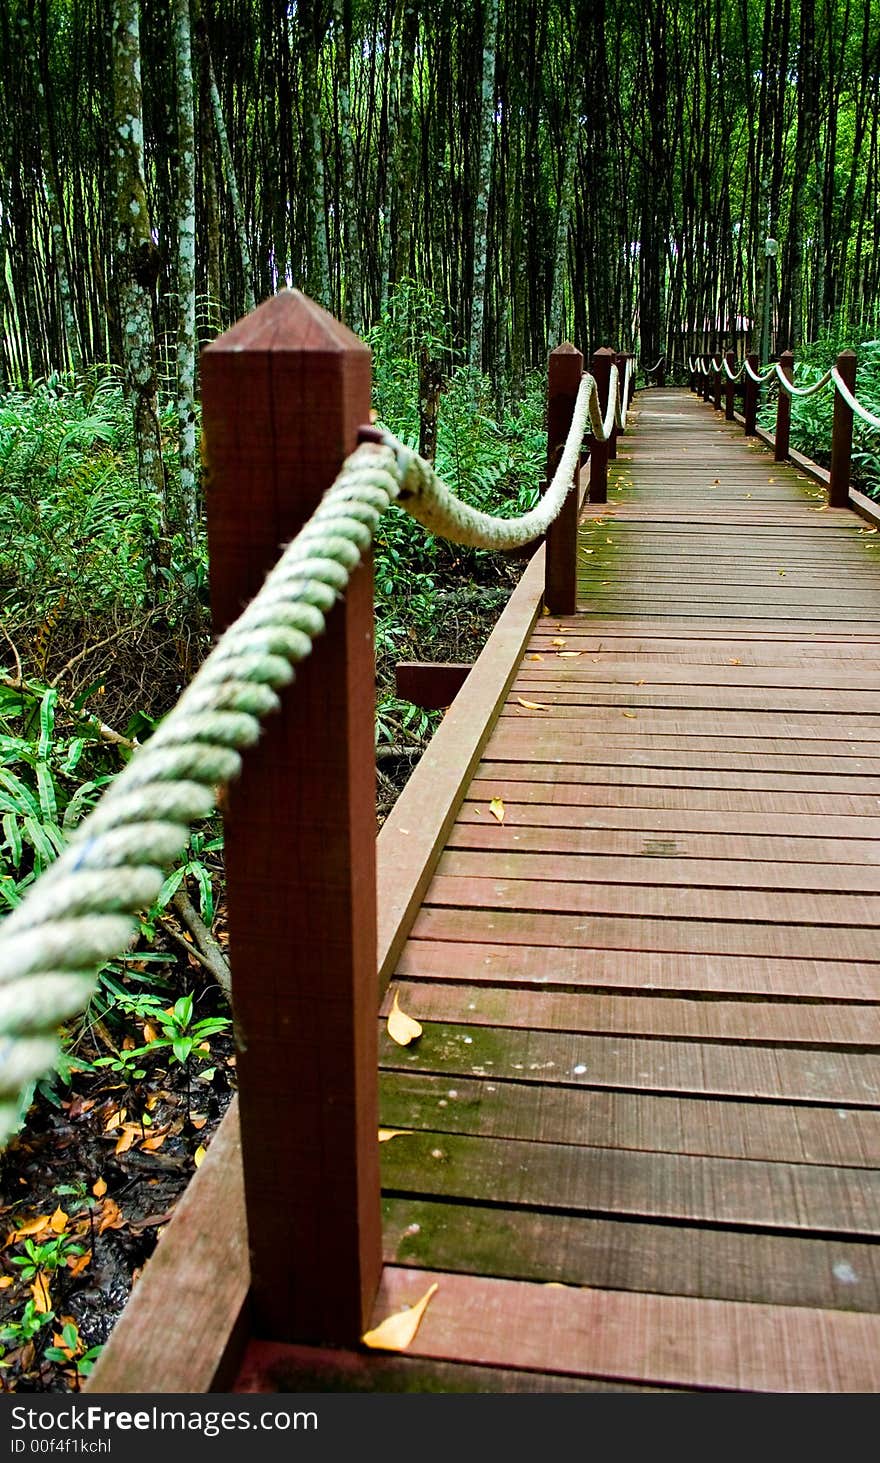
(384, 980), (880, 1048)
(410, 903), (880, 965)
(458, 796), (880, 838)
(379, 1019), (880, 1105)
(467, 781), (880, 817)
(481, 761), (880, 798)
(84, 1102), (249, 1394)
(367, 1266), (880, 1391)
(397, 938), (880, 1002)
(437, 847), (880, 894)
(502, 687), (880, 714)
(379, 1072), (880, 1166)
(446, 820), (880, 868)
(382, 1199), (880, 1313)
(235, 1339), (657, 1392)
(422, 873), (880, 928)
(378, 1130), (880, 1236)
(376, 549), (545, 990)
(202, 288), (380, 1344)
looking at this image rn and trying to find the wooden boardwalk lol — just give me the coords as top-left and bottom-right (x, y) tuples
(238, 389), (880, 1393)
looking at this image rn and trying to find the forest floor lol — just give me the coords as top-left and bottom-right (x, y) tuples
(0, 562), (522, 1393)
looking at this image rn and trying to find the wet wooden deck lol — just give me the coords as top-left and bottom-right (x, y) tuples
(239, 389), (880, 1393)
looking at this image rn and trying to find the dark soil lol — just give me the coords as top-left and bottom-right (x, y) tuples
(0, 568), (521, 1393)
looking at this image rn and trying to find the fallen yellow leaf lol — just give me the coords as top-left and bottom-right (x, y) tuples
(516, 698), (549, 710)
(114, 1126), (138, 1156)
(194, 1145), (207, 1168)
(489, 797), (505, 823)
(49, 1207), (68, 1234)
(729, 658), (742, 666)
(362, 1283), (439, 1352)
(378, 1129), (411, 1143)
(10, 1215), (51, 1241)
(98, 1200), (124, 1235)
(551, 637), (566, 646)
(91, 1177), (107, 1198)
(557, 651), (581, 658)
(526, 653), (544, 661)
(0, 1276), (13, 1288)
(541, 605), (550, 615)
(103, 1108), (126, 1133)
(67, 1251), (92, 1279)
(31, 1274), (52, 1314)
(622, 710), (637, 719)
(141, 1133), (167, 1153)
(387, 989), (423, 1046)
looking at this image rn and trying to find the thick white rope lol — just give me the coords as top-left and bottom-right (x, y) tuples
(831, 367), (880, 430)
(379, 372), (592, 550)
(744, 359), (776, 384)
(723, 358), (746, 381)
(0, 373), (605, 1142)
(774, 364), (832, 398)
(615, 358), (633, 431)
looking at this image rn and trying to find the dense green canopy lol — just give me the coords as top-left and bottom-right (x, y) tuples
(1, 0), (879, 386)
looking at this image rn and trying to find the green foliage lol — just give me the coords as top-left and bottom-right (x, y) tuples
(759, 334), (880, 497)
(0, 682), (117, 912)
(0, 373), (208, 625)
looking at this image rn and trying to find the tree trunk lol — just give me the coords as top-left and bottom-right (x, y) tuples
(468, 0), (498, 369)
(193, 0), (255, 314)
(173, 0), (198, 541)
(111, 0), (166, 526)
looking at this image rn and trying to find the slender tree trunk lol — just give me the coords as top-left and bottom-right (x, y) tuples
(173, 0), (197, 541)
(332, 0), (359, 329)
(111, 0), (166, 525)
(469, 0), (498, 368)
(193, 0), (255, 314)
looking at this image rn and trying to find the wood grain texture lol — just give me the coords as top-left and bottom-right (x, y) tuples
(202, 290), (381, 1344)
(364, 1266), (880, 1391)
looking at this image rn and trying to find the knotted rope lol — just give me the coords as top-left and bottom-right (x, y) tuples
(0, 367), (620, 1144)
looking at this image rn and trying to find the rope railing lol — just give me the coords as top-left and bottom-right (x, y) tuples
(690, 342), (878, 508)
(0, 356), (621, 1145)
(830, 366), (880, 431)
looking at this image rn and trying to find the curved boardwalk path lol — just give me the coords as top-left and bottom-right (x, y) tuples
(239, 389), (880, 1393)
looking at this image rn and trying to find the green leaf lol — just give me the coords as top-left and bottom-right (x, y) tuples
(38, 689), (57, 760)
(0, 767), (41, 819)
(172, 1037), (193, 1064)
(61, 737), (86, 775)
(23, 815), (58, 869)
(2, 812), (22, 867)
(191, 862), (214, 924)
(173, 993), (194, 1030)
(36, 761), (58, 823)
(157, 866), (185, 908)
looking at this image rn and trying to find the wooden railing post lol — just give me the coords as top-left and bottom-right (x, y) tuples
(544, 342), (583, 615)
(656, 355), (666, 388)
(774, 350), (794, 462)
(702, 354), (712, 401)
(743, 351), (759, 435)
(829, 348), (857, 508)
(724, 349), (737, 420)
(201, 290), (381, 1346)
(713, 358), (722, 411)
(589, 346), (614, 505)
(608, 352), (620, 460)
